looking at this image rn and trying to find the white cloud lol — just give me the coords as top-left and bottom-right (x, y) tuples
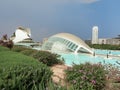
(42, 0), (100, 4)
(79, 0), (100, 4)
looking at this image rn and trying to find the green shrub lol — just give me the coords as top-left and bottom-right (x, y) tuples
(104, 63), (120, 83)
(0, 64), (53, 90)
(89, 44), (120, 50)
(12, 46), (38, 56)
(21, 49), (37, 56)
(65, 63), (107, 90)
(12, 46), (28, 52)
(33, 51), (64, 66)
(0, 45), (67, 90)
(45, 80), (68, 90)
(12, 46), (64, 66)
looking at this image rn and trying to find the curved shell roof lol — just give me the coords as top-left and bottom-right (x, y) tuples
(52, 33), (93, 54)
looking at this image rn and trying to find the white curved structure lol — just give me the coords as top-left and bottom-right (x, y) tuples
(42, 33), (93, 54)
(11, 27), (32, 43)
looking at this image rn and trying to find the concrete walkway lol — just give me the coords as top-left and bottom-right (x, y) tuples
(51, 64), (68, 86)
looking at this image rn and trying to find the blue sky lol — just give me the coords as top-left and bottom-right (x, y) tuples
(0, 0), (120, 41)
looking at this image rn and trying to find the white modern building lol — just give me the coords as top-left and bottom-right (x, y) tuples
(92, 26), (98, 44)
(10, 26), (32, 43)
(42, 33), (93, 54)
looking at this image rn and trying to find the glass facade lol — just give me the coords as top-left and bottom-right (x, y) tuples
(42, 37), (79, 53)
(42, 36), (91, 53)
(42, 33), (93, 54)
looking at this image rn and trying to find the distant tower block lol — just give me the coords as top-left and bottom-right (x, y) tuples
(92, 26), (98, 44)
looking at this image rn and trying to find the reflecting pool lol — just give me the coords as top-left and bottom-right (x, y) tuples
(32, 46), (120, 67)
(95, 49), (120, 56)
(58, 50), (120, 67)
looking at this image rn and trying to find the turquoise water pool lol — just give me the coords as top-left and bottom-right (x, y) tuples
(95, 49), (120, 56)
(58, 51), (120, 67)
(32, 46), (120, 67)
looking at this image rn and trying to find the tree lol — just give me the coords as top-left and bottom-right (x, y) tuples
(7, 40), (14, 50)
(0, 34), (14, 50)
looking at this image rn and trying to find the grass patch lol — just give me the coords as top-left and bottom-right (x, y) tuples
(12, 45), (64, 66)
(0, 50), (39, 67)
(0, 46), (9, 51)
(0, 46), (54, 90)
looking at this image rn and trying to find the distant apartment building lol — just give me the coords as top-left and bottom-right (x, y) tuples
(90, 26), (120, 45)
(91, 26), (98, 44)
(106, 38), (120, 45)
(98, 38), (120, 45)
(98, 38), (107, 44)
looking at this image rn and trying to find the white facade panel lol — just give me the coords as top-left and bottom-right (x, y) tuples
(92, 26), (98, 44)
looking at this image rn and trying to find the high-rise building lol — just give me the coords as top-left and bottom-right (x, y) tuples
(92, 26), (98, 44)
